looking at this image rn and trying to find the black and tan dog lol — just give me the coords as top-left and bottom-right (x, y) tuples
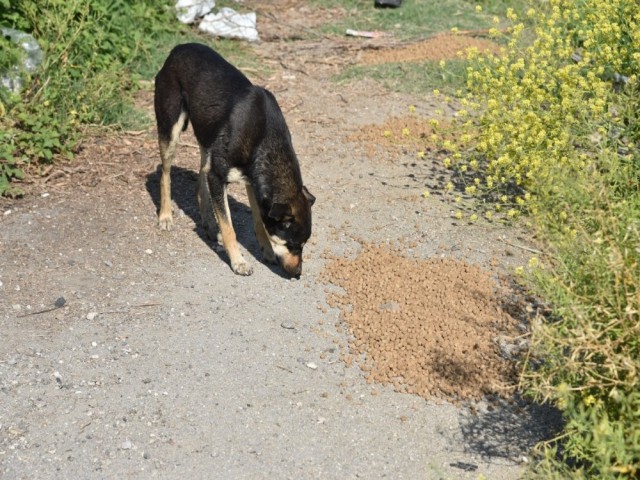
(154, 43), (315, 277)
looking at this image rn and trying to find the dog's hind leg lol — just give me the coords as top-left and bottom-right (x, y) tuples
(209, 174), (253, 276)
(197, 147), (221, 242)
(157, 109), (187, 231)
(246, 184), (276, 264)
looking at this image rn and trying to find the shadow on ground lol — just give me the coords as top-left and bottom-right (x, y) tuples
(460, 398), (563, 460)
(144, 165), (289, 278)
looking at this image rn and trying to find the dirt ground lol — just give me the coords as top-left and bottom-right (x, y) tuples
(0, 2), (560, 479)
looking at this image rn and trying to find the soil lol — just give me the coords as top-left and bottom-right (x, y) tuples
(0, 2), (560, 479)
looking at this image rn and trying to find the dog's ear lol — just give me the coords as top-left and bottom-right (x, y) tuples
(268, 202), (292, 221)
(302, 186), (316, 207)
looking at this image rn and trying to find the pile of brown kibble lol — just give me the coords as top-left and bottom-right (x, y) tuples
(321, 243), (519, 402)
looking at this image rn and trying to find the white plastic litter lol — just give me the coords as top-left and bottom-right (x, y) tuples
(175, 0), (215, 24)
(1, 28), (44, 93)
(198, 7), (259, 42)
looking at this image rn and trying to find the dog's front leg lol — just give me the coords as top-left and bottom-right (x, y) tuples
(209, 174), (253, 276)
(246, 185), (277, 264)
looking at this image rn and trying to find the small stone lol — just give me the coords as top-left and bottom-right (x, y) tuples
(143, 452), (150, 460)
(86, 312), (98, 320)
(54, 297), (66, 308)
(104, 260), (113, 267)
(145, 249), (153, 255)
(121, 440), (132, 450)
(306, 362), (318, 370)
(3, 209), (11, 216)
(280, 321), (295, 330)
(12, 304), (21, 311)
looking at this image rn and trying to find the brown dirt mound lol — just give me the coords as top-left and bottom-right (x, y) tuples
(347, 115), (453, 160)
(360, 33), (501, 65)
(321, 244), (520, 402)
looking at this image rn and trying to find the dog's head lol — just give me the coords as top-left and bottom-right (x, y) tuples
(262, 186), (315, 277)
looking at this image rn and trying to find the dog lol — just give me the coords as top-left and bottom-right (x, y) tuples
(154, 43), (315, 277)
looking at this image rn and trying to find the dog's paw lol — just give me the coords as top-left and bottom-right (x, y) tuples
(158, 216), (174, 231)
(232, 260), (253, 276)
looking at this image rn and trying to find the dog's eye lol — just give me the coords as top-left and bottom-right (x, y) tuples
(282, 221), (292, 229)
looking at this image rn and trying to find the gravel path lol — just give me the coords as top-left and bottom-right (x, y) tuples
(0, 6), (560, 478)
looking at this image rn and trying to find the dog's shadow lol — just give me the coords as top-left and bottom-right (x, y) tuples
(145, 165), (290, 278)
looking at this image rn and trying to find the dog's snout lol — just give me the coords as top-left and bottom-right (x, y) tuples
(280, 252), (302, 277)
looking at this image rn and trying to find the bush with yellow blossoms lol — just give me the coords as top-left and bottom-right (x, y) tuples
(434, 0), (640, 477)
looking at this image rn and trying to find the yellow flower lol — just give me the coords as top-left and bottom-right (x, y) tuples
(454, 210), (463, 219)
(469, 213), (478, 222)
(383, 130), (392, 138)
(422, 190), (430, 198)
(408, 104), (416, 113)
(515, 266), (525, 276)
(417, 151), (425, 159)
(402, 127), (410, 137)
(485, 211), (493, 220)
(528, 257), (539, 268)
(475, 5), (482, 12)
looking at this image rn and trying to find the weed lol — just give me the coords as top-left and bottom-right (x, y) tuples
(423, 0), (640, 476)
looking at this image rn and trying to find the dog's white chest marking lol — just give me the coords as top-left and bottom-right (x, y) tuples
(226, 168), (247, 184)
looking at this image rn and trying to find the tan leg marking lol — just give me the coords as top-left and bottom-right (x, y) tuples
(246, 185), (276, 264)
(214, 185), (252, 276)
(158, 111), (187, 231)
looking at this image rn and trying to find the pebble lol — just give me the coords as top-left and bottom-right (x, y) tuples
(145, 249), (153, 255)
(3, 209), (11, 216)
(121, 440), (133, 450)
(306, 362), (318, 370)
(54, 297), (66, 308)
(86, 312), (98, 320)
(280, 321), (295, 330)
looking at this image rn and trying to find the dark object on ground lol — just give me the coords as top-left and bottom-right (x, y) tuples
(374, 0), (402, 8)
(449, 461), (479, 472)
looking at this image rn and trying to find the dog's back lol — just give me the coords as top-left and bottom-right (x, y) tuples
(154, 43), (255, 148)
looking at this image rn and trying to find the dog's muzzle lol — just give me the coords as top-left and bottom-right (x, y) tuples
(280, 252), (302, 278)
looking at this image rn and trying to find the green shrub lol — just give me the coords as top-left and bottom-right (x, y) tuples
(429, 0), (640, 477)
(0, 0), (184, 196)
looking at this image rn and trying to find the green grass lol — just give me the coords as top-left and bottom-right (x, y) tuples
(312, 0), (525, 40)
(335, 58), (468, 96)
(320, 0), (519, 97)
